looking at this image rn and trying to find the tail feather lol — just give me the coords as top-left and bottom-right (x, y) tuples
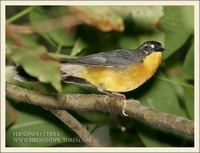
(62, 75), (93, 87)
(13, 66), (37, 82)
(13, 65), (94, 88)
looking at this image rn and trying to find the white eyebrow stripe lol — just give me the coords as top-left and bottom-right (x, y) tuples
(150, 44), (155, 48)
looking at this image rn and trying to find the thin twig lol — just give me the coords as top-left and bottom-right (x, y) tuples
(6, 82), (194, 137)
(50, 109), (101, 147)
(6, 6), (34, 24)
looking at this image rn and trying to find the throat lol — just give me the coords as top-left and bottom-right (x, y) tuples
(143, 52), (162, 74)
(139, 52), (162, 81)
(127, 52), (162, 91)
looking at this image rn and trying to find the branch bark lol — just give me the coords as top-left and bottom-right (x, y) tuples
(50, 109), (100, 147)
(6, 82), (194, 137)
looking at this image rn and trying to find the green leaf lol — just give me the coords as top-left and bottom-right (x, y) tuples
(135, 74), (190, 146)
(161, 56), (190, 118)
(137, 123), (171, 147)
(130, 6), (164, 28)
(6, 105), (70, 147)
(19, 34), (39, 46)
(76, 111), (109, 123)
(180, 6), (194, 34)
(160, 6), (194, 59)
(119, 36), (140, 49)
(184, 86), (194, 120)
(182, 42), (194, 120)
(6, 101), (18, 128)
(88, 124), (111, 145)
(131, 6), (164, 44)
(29, 7), (75, 47)
(120, 6), (164, 49)
(70, 38), (88, 57)
(29, 9), (54, 45)
(139, 74), (181, 116)
(12, 45), (62, 92)
(135, 119), (192, 147)
(183, 42), (194, 80)
(69, 6), (124, 32)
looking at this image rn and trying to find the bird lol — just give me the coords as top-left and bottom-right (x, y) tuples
(13, 41), (165, 116)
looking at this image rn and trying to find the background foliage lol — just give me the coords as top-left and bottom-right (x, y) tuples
(6, 5), (194, 147)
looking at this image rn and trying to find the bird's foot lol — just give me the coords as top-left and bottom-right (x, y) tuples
(121, 98), (140, 116)
(97, 85), (140, 116)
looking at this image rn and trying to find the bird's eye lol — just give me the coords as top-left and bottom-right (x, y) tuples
(144, 46), (149, 52)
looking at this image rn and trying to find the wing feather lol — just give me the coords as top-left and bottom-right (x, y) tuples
(61, 49), (141, 68)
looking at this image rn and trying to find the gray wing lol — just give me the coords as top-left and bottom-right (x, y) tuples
(61, 49), (141, 68)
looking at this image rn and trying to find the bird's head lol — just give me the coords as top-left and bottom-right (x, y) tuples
(138, 41), (165, 55)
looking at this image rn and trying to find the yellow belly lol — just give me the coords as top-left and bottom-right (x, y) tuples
(81, 52), (162, 92)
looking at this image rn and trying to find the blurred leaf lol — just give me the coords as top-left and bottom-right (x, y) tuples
(76, 111), (109, 123)
(120, 6), (164, 49)
(136, 72), (192, 146)
(130, 6), (163, 28)
(139, 74), (181, 116)
(62, 84), (83, 94)
(183, 42), (194, 80)
(6, 24), (37, 47)
(119, 36), (140, 49)
(29, 7), (75, 47)
(137, 125), (171, 147)
(183, 42), (194, 120)
(69, 6), (124, 32)
(134, 73), (183, 146)
(162, 56), (189, 118)
(6, 37), (15, 46)
(109, 118), (143, 147)
(12, 45), (62, 92)
(160, 6), (194, 59)
(131, 6), (164, 44)
(135, 119), (192, 147)
(70, 38), (88, 57)
(29, 9), (54, 45)
(19, 34), (39, 45)
(6, 101), (18, 128)
(184, 86), (194, 120)
(164, 57), (184, 97)
(88, 124), (111, 145)
(180, 6), (194, 34)
(6, 105), (70, 147)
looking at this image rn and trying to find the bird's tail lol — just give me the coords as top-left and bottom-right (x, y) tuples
(12, 66), (38, 82)
(12, 65), (93, 87)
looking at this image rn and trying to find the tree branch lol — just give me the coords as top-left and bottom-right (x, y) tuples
(6, 82), (194, 137)
(50, 109), (100, 147)
(6, 82), (101, 147)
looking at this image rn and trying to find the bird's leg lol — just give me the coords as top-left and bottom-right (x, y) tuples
(97, 85), (140, 116)
(111, 92), (126, 99)
(120, 98), (140, 116)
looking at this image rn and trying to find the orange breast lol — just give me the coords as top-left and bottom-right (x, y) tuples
(81, 52), (162, 92)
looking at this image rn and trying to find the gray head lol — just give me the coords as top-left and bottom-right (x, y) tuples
(129, 41), (165, 63)
(138, 41), (165, 54)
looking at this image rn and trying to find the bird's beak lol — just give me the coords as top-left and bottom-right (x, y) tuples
(155, 45), (165, 52)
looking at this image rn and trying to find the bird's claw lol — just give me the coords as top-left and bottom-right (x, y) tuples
(121, 98), (140, 116)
